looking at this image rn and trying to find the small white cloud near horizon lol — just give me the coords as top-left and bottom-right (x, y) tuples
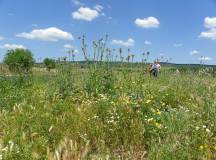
(112, 38), (135, 47)
(199, 17), (216, 40)
(64, 44), (74, 49)
(0, 44), (26, 50)
(135, 17), (160, 28)
(72, 7), (103, 21)
(144, 40), (152, 45)
(173, 43), (183, 47)
(199, 56), (212, 61)
(16, 27), (73, 41)
(190, 50), (199, 56)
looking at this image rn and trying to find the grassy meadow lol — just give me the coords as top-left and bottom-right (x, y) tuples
(0, 60), (216, 160)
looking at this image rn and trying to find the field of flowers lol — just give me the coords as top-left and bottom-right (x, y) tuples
(0, 61), (216, 160)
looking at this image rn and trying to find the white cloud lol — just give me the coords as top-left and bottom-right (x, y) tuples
(72, 0), (84, 6)
(199, 17), (216, 40)
(199, 56), (212, 61)
(64, 44), (74, 49)
(94, 5), (104, 12)
(0, 44), (26, 50)
(204, 17), (216, 28)
(173, 43), (183, 47)
(190, 50), (199, 56)
(200, 28), (216, 40)
(135, 17), (160, 28)
(0, 36), (5, 41)
(16, 27), (73, 41)
(72, 7), (101, 21)
(112, 38), (135, 47)
(144, 40), (152, 45)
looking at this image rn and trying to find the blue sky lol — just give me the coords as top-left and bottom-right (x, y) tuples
(0, 0), (216, 64)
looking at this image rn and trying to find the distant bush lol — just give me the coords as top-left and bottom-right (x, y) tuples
(43, 58), (56, 71)
(3, 49), (35, 74)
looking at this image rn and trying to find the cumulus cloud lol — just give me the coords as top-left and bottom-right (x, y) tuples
(200, 28), (216, 40)
(199, 17), (216, 40)
(135, 17), (160, 28)
(112, 38), (135, 47)
(72, 7), (102, 21)
(16, 27), (73, 41)
(190, 50), (199, 56)
(173, 43), (183, 47)
(0, 44), (26, 50)
(204, 17), (216, 28)
(64, 44), (74, 49)
(144, 40), (152, 45)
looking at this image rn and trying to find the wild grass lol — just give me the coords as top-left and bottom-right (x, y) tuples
(0, 61), (216, 159)
(0, 36), (216, 159)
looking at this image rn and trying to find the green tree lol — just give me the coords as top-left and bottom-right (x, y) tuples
(43, 58), (56, 71)
(3, 49), (35, 74)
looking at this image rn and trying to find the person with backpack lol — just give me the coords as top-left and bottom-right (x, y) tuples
(150, 61), (159, 77)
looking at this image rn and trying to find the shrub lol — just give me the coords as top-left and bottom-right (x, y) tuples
(43, 58), (56, 71)
(3, 49), (35, 74)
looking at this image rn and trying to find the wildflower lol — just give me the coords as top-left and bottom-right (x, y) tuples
(206, 128), (211, 133)
(199, 145), (204, 150)
(203, 125), (207, 129)
(147, 118), (153, 123)
(213, 145), (216, 151)
(146, 100), (151, 104)
(156, 109), (161, 115)
(155, 122), (162, 129)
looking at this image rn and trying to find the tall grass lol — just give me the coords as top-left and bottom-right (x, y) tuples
(0, 36), (216, 159)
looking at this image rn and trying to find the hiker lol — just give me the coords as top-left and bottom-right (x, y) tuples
(150, 61), (159, 77)
(156, 61), (161, 72)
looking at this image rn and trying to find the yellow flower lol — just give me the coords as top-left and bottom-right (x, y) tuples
(213, 146), (216, 151)
(199, 145), (204, 150)
(155, 122), (162, 129)
(156, 109), (161, 115)
(146, 100), (151, 104)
